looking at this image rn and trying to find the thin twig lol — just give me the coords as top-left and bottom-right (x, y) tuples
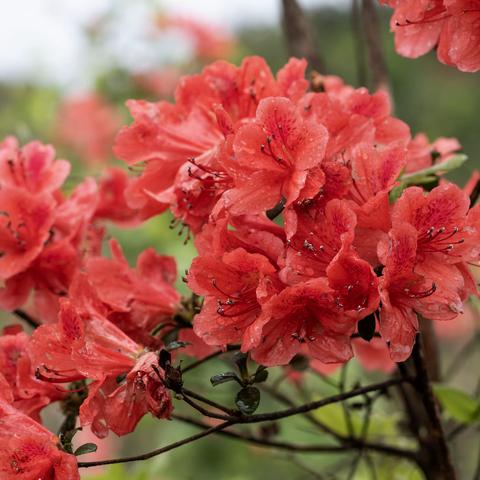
(470, 179), (480, 207)
(180, 393), (233, 421)
(182, 387), (238, 416)
(13, 309), (40, 329)
(78, 419), (234, 468)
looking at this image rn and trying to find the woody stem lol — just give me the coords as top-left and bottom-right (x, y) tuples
(361, 0), (391, 93)
(401, 334), (457, 480)
(281, 0), (326, 73)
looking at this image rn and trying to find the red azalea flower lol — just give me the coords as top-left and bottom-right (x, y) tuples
(82, 239), (180, 347)
(0, 397), (79, 479)
(188, 247), (280, 347)
(381, 0), (480, 72)
(348, 142), (407, 232)
(224, 96), (328, 215)
(113, 57), (309, 224)
(310, 336), (395, 376)
(0, 327), (64, 421)
(194, 214), (285, 266)
(281, 199), (357, 283)
(391, 183), (478, 264)
(57, 94), (121, 165)
(0, 178), (100, 322)
(245, 278), (356, 366)
(0, 185), (56, 281)
(300, 84), (410, 158)
(245, 246), (379, 367)
(0, 137), (70, 194)
(29, 300), (172, 438)
(94, 167), (142, 226)
(379, 223), (467, 361)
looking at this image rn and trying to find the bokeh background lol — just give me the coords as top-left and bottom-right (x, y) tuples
(0, 1), (479, 478)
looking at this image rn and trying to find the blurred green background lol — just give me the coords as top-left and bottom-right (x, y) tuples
(0, 1), (479, 479)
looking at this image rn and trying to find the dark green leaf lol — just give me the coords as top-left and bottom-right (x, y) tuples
(158, 349), (171, 369)
(74, 443), (98, 456)
(289, 354), (310, 371)
(236, 386), (260, 414)
(210, 372), (241, 387)
(233, 352), (249, 380)
(253, 367), (269, 383)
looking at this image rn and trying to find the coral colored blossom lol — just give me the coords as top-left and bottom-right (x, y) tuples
(380, 0), (480, 72)
(0, 396), (79, 479)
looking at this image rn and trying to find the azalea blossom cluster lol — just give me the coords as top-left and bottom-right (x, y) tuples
(114, 55), (479, 365)
(380, 0), (480, 72)
(0, 137), (183, 477)
(0, 56), (479, 479)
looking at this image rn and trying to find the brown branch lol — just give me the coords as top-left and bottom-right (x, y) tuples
(360, 0), (390, 93)
(79, 376), (416, 469)
(241, 377), (409, 425)
(410, 336), (457, 480)
(13, 309), (40, 329)
(179, 378), (409, 425)
(281, 0), (325, 72)
(78, 419), (234, 468)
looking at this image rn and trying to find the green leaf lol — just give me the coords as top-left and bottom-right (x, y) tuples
(210, 372), (241, 387)
(433, 384), (480, 423)
(401, 154), (468, 183)
(74, 443), (98, 456)
(390, 154), (468, 203)
(236, 386), (260, 414)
